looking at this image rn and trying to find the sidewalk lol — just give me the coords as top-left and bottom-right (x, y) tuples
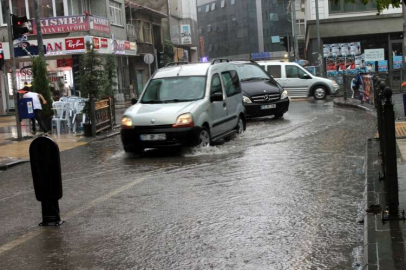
(0, 107), (126, 170)
(334, 98), (406, 269)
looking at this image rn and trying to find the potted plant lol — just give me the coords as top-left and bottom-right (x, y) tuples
(79, 42), (105, 137)
(32, 56), (53, 131)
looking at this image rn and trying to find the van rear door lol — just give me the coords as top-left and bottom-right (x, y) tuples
(221, 70), (242, 132)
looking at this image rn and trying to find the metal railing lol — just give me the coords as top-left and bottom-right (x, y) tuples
(374, 75), (400, 219)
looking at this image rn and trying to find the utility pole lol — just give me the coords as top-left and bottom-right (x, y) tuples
(5, 1), (22, 140)
(402, 2), (406, 78)
(315, 0), (324, 77)
(292, 0), (299, 61)
(34, 0), (45, 60)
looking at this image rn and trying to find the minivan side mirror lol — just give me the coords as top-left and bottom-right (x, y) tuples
(131, 98), (138, 105)
(210, 92), (223, 102)
(302, 74), (312, 79)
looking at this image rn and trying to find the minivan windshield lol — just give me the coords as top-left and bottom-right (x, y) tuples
(141, 76), (206, 103)
(236, 64), (271, 81)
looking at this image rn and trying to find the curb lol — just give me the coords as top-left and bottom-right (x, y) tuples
(0, 159), (29, 171)
(333, 98), (375, 113)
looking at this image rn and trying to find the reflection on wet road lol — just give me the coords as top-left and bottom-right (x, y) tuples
(0, 100), (376, 270)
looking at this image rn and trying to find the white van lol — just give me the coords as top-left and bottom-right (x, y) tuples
(121, 60), (246, 153)
(257, 61), (339, 100)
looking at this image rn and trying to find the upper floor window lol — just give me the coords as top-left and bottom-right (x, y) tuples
(231, 0), (235, 5)
(221, 0), (225, 8)
(198, 6), (202, 12)
(1, 0), (67, 25)
(296, 19), (305, 36)
(143, 21), (152, 43)
(329, 0), (377, 14)
(79, 0), (91, 15)
(109, 0), (122, 26)
(211, 2), (216, 11)
(269, 13), (278, 21)
(205, 4), (210, 12)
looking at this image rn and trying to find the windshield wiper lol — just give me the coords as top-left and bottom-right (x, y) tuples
(241, 77), (269, 82)
(141, 100), (164, 104)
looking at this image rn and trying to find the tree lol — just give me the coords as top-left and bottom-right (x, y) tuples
(160, 39), (175, 67)
(32, 56), (52, 118)
(79, 42), (105, 130)
(103, 55), (117, 98)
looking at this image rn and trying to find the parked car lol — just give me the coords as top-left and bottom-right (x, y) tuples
(121, 60), (246, 153)
(233, 60), (289, 118)
(257, 61), (339, 100)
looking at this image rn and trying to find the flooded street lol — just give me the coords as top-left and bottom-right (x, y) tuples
(0, 100), (377, 270)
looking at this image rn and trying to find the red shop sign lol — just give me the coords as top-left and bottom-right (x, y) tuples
(90, 16), (110, 34)
(93, 38), (100, 50)
(124, 41), (131, 50)
(101, 38), (108, 48)
(37, 15), (90, 35)
(57, 59), (73, 68)
(65, 37), (85, 52)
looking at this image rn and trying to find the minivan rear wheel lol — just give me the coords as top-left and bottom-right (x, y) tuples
(197, 127), (211, 147)
(313, 86), (327, 100)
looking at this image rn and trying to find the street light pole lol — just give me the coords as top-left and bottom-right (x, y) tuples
(4, 1), (22, 140)
(292, 0), (299, 61)
(315, 0), (324, 76)
(34, 0), (45, 61)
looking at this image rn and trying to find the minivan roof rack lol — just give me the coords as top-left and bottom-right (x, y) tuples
(165, 62), (188, 67)
(211, 58), (230, 65)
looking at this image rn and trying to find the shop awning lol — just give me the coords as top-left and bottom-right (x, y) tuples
(124, 0), (168, 18)
(306, 13), (403, 40)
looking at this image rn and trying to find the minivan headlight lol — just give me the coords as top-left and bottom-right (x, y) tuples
(281, 90), (289, 99)
(121, 116), (133, 128)
(243, 96), (252, 103)
(173, 113), (194, 128)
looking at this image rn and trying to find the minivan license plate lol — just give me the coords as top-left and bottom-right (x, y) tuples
(260, 104), (276, 110)
(140, 134), (166, 141)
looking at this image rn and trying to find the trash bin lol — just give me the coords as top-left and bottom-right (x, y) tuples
(17, 98), (35, 120)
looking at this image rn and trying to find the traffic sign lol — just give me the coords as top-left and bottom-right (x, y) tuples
(144, 53), (154, 64)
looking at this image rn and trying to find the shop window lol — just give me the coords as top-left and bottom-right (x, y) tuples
(109, 0), (122, 26)
(329, 0), (377, 14)
(143, 21), (152, 43)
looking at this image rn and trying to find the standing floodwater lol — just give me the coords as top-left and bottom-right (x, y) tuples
(0, 100), (376, 270)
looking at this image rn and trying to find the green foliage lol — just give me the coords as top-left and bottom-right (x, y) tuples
(32, 57), (52, 118)
(160, 39), (175, 67)
(103, 55), (117, 98)
(79, 42), (105, 117)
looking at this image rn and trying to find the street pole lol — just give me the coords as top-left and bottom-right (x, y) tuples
(315, 0), (324, 77)
(5, 1), (22, 140)
(34, 0), (45, 60)
(292, 0), (299, 61)
(402, 2), (406, 79)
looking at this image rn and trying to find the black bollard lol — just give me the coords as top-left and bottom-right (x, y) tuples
(29, 136), (64, 226)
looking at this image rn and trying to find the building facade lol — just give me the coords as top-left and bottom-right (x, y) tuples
(196, 0), (306, 61)
(0, 0), (167, 114)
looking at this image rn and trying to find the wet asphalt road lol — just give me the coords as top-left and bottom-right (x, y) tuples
(0, 99), (376, 270)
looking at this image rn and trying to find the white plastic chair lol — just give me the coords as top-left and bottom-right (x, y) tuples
(52, 102), (70, 136)
(72, 100), (86, 133)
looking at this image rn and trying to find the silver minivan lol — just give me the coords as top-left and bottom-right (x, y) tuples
(121, 61), (246, 153)
(257, 61), (339, 100)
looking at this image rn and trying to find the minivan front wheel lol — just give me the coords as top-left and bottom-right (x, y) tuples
(236, 117), (244, 134)
(313, 86), (327, 100)
(197, 127), (211, 147)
